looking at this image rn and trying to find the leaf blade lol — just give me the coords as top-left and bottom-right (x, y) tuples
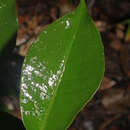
(0, 0), (17, 52)
(20, 1), (104, 130)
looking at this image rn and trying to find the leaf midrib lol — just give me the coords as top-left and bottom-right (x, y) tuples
(40, 4), (85, 130)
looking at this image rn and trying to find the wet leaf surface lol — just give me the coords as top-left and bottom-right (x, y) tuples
(20, 0), (104, 130)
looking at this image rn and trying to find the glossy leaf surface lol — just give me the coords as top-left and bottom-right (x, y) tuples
(0, 0), (17, 52)
(20, 0), (104, 130)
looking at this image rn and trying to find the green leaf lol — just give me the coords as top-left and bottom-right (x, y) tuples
(0, 0), (17, 52)
(20, 0), (104, 130)
(125, 22), (130, 42)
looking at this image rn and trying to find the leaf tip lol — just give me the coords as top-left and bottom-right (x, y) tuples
(80, 0), (86, 7)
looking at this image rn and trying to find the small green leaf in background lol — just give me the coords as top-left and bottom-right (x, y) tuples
(125, 21), (130, 42)
(0, 0), (17, 52)
(20, 0), (104, 130)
